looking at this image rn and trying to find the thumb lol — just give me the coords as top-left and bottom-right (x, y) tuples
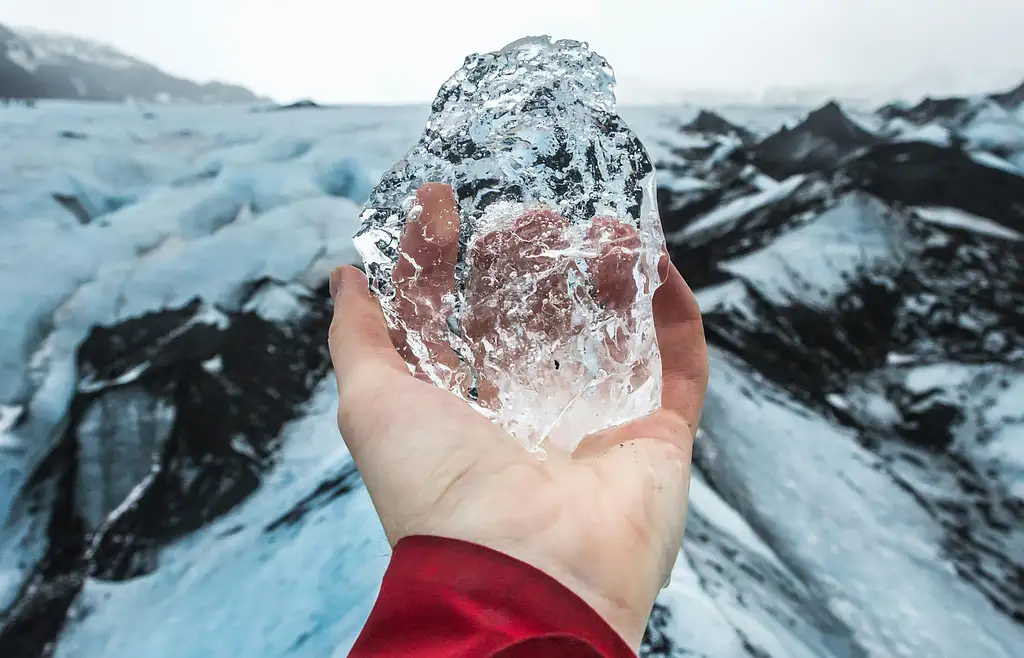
(653, 261), (708, 433)
(328, 265), (410, 413)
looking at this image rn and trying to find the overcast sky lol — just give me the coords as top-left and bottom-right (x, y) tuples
(2, 0), (1023, 104)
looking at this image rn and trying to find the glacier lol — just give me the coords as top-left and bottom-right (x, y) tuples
(0, 83), (1022, 657)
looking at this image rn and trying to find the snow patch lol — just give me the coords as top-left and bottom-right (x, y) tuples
(12, 26), (141, 70)
(911, 206), (1023, 241)
(700, 349), (1024, 657)
(666, 175), (807, 243)
(688, 470), (786, 571)
(969, 149), (1024, 175)
(893, 122), (952, 146)
(720, 193), (905, 307)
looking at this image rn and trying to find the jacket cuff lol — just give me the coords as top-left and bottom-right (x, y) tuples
(348, 534), (637, 657)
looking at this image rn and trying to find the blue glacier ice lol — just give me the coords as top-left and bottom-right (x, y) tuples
(0, 93), (1021, 658)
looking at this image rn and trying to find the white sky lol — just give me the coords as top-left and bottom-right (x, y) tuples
(2, 0), (1023, 104)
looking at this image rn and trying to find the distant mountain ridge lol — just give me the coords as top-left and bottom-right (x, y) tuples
(751, 101), (880, 179)
(0, 22), (264, 103)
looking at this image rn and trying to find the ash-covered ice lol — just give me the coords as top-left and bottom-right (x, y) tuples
(353, 36), (665, 455)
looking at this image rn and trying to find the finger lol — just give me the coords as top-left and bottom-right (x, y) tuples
(587, 218), (641, 311)
(328, 265), (508, 543)
(653, 260), (708, 431)
(393, 182), (461, 285)
(470, 207), (568, 273)
(391, 183), (462, 371)
(464, 208), (572, 407)
(515, 208), (569, 244)
(465, 207), (572, 346)
(328, 266), (410, 401)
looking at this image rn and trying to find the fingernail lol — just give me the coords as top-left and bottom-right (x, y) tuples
(329, 267), (345, 301)
(658, 254), (670, 283)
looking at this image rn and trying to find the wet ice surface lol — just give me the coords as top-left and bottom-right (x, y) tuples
(354, 36), (665, 454)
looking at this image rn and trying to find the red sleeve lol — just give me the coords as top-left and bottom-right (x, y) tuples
(347, 534), (637, 657)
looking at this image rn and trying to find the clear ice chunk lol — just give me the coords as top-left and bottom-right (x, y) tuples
(353, 36), (665, 455)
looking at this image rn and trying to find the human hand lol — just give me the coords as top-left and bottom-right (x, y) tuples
(383, 184), (654, 445)
(329, 184), (708, 649)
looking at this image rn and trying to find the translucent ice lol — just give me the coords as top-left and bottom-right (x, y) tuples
(353, 36), (665, 455)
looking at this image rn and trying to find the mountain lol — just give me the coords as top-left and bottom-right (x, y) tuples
(0, 23), (263, 103)
(681, 110), (754, 142)
(878, 78), (1024, 125)
(876, 96), (974, 125)
(872, 79), (1024, 159)
(654, 90), (1024, 657)
(750, 101), (880, 179)
(991, 81), (1024, 110)
(0, 86), (1022, 657)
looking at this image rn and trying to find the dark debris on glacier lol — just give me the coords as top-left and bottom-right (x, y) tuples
(0, 281), (335, 656)
(655, 85), (1024, 653)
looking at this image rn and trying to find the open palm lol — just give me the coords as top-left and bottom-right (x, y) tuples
(328, 184), (708, 649)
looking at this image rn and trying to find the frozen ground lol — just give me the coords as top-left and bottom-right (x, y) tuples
(0, 96), (1022, 657)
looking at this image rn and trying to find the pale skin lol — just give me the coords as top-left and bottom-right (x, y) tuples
(328, 183), (709, 651)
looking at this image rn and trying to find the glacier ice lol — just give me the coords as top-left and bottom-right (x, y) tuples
(1, 90), (1023, 657)
(354, 36), (665, 454)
